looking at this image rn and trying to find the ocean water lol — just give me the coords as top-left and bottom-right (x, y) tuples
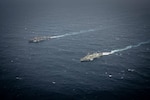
(0, 0), (150, 100)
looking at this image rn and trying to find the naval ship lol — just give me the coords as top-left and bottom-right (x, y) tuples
(80, 52), (103, 62)
(29, 36), (51, 43)
(80, 52), (112, 62)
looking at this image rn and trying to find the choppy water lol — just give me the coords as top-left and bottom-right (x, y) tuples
(0, 0), (150, 100)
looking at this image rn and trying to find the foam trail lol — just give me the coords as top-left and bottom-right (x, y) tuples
(110, 40), (150, 54)
(110, 45), (132, 54)
(50, 28), (98, 39)
(102, 52), (112, 55)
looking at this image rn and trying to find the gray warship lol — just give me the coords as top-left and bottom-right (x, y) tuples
(29, 36), (51, 43)
(80, 52), (103, 62)
(80, 52), (112, 62)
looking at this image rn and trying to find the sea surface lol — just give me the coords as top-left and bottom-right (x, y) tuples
(0, 0), (150, 100)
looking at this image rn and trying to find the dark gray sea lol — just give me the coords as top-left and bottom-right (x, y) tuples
(0, 0), (150, 100)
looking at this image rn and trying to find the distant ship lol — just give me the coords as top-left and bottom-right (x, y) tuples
(29, 36), (51, 43)
(80, 52), (103, 62)
(80, 52), (112, 62)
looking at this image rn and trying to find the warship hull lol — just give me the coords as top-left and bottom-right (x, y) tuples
(80, 52), (103, 62)
(80, 52), (112, 62)
(29, 36), (51, 43)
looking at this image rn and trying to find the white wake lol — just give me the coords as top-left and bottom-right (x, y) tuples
(103, 40), (150, 56)
(50, 29), (98, 39)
